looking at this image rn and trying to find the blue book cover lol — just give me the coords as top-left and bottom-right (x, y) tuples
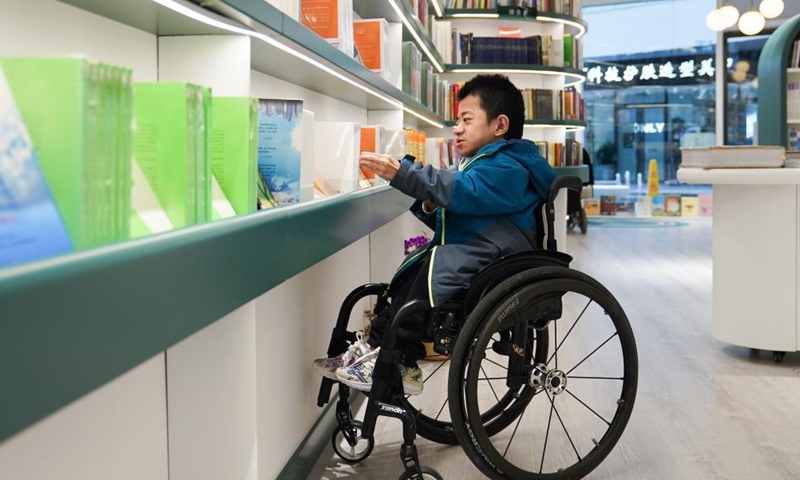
(0, 65), (72, 268)
(257, 99), (303, 206)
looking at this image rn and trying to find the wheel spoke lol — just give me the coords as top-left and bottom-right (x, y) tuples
(569, 376), (623, 381)
(423, 357), (450, 383)
(483, 357), (509, 371)
(502, 396), (529, 458)
(547, 298), (592, 366)
(434, 395), (449, 421)
(539, 397), (556, 474)
(565, 388), (612, 425)
(565, 332), (619, 376)
(480, 365), (501, 403)
(547, 391), (582, 462)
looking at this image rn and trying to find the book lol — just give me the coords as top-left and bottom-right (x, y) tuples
(313, 170), (337, 197)
(301, 0), (354, 57)
(681, 196), (699, 217)
(257, 98), (304, 206)
(301, 109), (315, 201)
(3, 57), (133, 248)
(698, 193), (713, 216)
(133, 82), (210, 229)
(664, 195), (681, 216)
(615, 198), (635, 217)
(679, 146), (785, 169)
(651, 195), (665, 216)
(353, 19), (389, 80)
(360, 125), (384, 181)
(211, 97), (258, 215)
(635, 196), (651, 217)
(600, 195), (616, 215)
(0, 63), (72, 267)
(313, 121), (360, 194)
(582, 198), (600, 216)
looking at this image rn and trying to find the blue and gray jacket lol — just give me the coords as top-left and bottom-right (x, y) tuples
(389, 138), (557, 306)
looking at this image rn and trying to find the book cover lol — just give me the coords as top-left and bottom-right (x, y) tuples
(353, 19), (388, 78)
(698, 193), (713, 216)
(600, 195), (616, 215)
(313, 121), (360, 194)
(681, 196), (699, 217)
(211, 97), (258, 215)
(0, 63), (72, 267)
(257, 98), (304, 206)
(301, 109), (315, 201)
(664, 195), (681, 216)
(133, 82), (209, 229)
(615, 197), (635, 217)
(360, 125), (381, 181)
(635, 196), (651, 217)
(582, 198), (600, 216)
(651, 195), (666, 216)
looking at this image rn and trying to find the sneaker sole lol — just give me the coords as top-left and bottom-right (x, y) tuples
(402, 382), (423, 395)
(337, 376), (372, 392)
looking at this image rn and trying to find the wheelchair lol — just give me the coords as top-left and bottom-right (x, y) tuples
(316, 176), (638, 480)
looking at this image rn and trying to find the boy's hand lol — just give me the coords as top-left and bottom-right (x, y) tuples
(422, 200), (437, 213)
(359, 152), (400, 181)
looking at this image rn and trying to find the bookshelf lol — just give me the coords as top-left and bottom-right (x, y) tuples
(757, 13), (800, 147)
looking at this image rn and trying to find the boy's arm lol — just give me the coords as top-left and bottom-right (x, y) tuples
(391, 158), (545, 215)
(409, 199), (438, 230)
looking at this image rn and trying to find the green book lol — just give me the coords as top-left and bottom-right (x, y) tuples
(2, 57), (132, 249)
(211, 97), (258, 215)
(133, 82), (210, 230)
(564, 34), (574, 69)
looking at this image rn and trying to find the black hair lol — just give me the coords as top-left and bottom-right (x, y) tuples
(457, 74), (524, 140)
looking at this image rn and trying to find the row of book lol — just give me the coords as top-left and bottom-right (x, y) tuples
(1, 57), (445, 268)
(535, 140), (583, 167)
(521, 86), (584, 122)
(447, 32), (577, 67)
(790, 39), (800, 69)
(787, 81), (800, 121)
(444, 0), (581, 15)
(585, 194), (712, 218)
(402, 42), (451, 118)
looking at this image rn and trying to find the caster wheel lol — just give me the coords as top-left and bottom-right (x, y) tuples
(398, 466), (443, 480)
(331, 421), (373, 463)
(580, 208), (588, 234)
(773, 351), (786, 363)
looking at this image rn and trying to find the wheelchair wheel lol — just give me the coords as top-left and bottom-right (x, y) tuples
(331, 420), (374, 463)
(399, 325), (549, 445)
(449, 266), (638, 480)
(398, 466), (444, 480)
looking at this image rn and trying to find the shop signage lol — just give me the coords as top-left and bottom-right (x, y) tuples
(584, 56), (728, 87)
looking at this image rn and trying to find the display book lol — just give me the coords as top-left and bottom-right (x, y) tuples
(584, 194), (711, 218)
(679, 145), (786, 169)
(0, 60), (72, 267)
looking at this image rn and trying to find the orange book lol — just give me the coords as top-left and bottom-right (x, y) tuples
(301, 0), (338, 41)
(353, 19), (384, 72)
(360, 126), (377, 179)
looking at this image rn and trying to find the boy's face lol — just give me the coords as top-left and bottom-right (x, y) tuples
(453, 94), (508, 157)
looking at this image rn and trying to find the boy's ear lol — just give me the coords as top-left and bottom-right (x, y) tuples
(493, 114), (510, 137)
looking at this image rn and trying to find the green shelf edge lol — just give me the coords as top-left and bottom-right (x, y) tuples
(442, 8), (587, 32)
(0, 186), (410, 445)
(757, 14), (800, 147)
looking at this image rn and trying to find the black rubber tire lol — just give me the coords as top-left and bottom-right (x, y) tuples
(448, 266), (638, 480)
(400, 328), (548, 445)
(397, 466), (444, 480)
(331, 420), (373, 463)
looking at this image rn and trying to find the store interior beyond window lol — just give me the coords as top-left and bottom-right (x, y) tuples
(582, 0), (717, 197)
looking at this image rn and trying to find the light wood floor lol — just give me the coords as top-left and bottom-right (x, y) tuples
(309, 218), (800, 480)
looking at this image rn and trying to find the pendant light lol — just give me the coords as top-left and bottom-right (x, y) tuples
(739, 0), (766, 35)
(718, 3), (741, 29)
(759, 0), (784, 19)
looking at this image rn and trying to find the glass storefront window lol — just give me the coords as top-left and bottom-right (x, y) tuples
(725, 33), (772, 145)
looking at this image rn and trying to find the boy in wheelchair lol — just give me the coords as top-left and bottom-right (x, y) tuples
(313, 74), (557, 395)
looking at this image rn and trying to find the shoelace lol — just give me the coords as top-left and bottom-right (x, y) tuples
(341, 331), (371, 364)
(350, 347), (379, 372)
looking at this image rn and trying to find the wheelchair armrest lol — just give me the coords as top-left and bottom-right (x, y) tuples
(544, 175), (583, 252)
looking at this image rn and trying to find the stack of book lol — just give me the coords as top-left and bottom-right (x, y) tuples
(679, 146), (785, 169)
(3, 57), (134, 249)
(133, 82), (211, 231)
(402, 42), (423, 103)
(535, 140), (583, 167)
(212, 97), (258, 216)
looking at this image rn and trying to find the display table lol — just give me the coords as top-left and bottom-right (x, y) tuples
(677, 167), (800, 360)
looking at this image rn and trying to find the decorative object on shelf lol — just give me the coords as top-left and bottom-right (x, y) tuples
(404, 234), (430, 255)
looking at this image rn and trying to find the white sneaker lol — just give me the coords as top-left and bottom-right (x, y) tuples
(399, 364), (423, 395)
(336, 347), (380, 392)
(313, 331), (372, 380)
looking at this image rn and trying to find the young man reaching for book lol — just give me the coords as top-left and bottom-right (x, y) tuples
(313, 74), (557, 395)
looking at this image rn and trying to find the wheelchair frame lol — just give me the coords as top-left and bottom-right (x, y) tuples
(316, 176), (638, 480)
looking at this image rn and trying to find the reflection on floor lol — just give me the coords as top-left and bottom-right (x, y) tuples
(309, 218), (800, 480)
